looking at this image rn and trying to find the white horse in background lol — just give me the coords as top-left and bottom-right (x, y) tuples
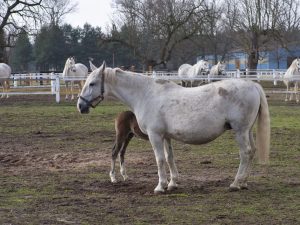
(77, 62), (270, 194)
(0, 63), (11, 98)
(283, 58), (300, 103)
(62, 57), (88, 100)
(178, 60), (210, 87)
(209, 61), (226, 81)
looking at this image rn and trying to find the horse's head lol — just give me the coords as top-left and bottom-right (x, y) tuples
(65, 57), (76, 73)
(196, 60), (210, 75)
(77, 61), (106, 114)
(294, 58), (300, 72)
(218, 61), (226, 75)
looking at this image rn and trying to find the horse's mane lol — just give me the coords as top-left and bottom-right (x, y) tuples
(106, 67), (176, 89)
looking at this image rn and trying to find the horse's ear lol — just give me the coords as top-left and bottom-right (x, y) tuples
(100, 61), (106, 72)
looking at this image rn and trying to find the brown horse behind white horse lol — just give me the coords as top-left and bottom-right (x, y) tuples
(110, 111), (148, 183)
(0, 63), (11, 98)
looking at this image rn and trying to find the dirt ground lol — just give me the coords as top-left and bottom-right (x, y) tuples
(0, 95), (299, 225)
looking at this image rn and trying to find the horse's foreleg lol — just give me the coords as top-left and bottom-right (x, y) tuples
(70, 81), (75, 100)
(230, 130), (255, 191)
(163, 138), (179, 191)
(65, 82), (69, 100)
(110, 141), (123, 183)
(285, 83), (289, 102)
(289, 84), (294, 101)
(148, 133), (168, 194)
(119, 133), (134, 181)
(77, 81), (83, 97)
(295, 82), (299, 103)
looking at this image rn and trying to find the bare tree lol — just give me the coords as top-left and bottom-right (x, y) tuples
(106, 0), (207, 69)
(223, 0), (300, 69)
(41, 0), (78, 26)
(0, 0), (42, 33)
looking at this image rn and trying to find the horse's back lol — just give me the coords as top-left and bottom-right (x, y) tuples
(75, 63), (88, 76)
(178, 64), (192, 77)
(0, 63), (11, 78)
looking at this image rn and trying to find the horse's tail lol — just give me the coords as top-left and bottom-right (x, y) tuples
(255, 83), (270, 164)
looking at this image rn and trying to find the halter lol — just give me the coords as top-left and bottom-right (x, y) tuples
(79, 70), (105, 108)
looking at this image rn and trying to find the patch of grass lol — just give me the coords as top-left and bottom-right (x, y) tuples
(0, 97), (299, 224)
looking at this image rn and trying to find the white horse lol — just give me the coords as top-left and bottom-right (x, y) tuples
(77, 62), (270, 194)
(209, 61), (226, 81)
(62, 57), (88, 100)
(178, 60), (210, 87)
(0, 63), (11, 98)
(283, 58), (300, 103)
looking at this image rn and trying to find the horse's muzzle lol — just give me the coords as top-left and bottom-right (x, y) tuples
(77, 101), (90, 114)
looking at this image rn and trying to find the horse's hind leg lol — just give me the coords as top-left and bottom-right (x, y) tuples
(1, 83), (4, 98)
(4, 80), (9, 98)
(119, 133), (134, 181)
(285, 83), (289, 102)
(163, 138), (179, 191)
(295, 82), (299, 103)
(230, 130), (255, 191)
(77, 81), (83, 98)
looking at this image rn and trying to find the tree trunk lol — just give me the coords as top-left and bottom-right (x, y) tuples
(248, 50), (258, 69)
(247, 30), (259, 70)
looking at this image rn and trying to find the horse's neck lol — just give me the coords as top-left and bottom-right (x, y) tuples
(62, 62), (69, 77)
(190, 64), (200, 76)
(105, 69), (152, 109)
(210, 65), (217, 75)
(286, 62), (298, 76)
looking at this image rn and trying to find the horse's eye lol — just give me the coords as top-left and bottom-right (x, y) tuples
(90, 83), (95, 87)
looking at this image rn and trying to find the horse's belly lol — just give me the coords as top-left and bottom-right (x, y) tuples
(168, 127), (225, 145)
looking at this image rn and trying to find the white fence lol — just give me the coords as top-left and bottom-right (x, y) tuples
(1, 73), (61, 102)
(1, 69), (300, 103)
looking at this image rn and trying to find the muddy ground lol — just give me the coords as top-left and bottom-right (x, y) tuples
(0, 95), (299, 225)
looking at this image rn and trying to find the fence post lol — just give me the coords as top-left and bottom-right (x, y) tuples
(13, 74), (18, 87)
(51, 72), (55, 94)
(236, 69), (240, 78)
(207, 73), (211, 83)
(55, 74), (60, 103)
(273, 69), (277, 86)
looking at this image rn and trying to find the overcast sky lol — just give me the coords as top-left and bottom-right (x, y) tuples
(64, 0), (114, 29)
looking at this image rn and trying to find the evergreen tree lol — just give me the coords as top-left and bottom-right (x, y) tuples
(34, 24), (68, 71)
(11, 32), (33, 72)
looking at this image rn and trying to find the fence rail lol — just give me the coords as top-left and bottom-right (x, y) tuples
(0, 69), (299, 103)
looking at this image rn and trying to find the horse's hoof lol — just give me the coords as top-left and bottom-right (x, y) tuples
(154, 183), (167, 194)
(122, 175), (128, 181)
(167, 180), (178, 191)
(229, 184), (241, 192)
(110, 175), (117, 183)
(111, 178), (117, 183)
(167, 184), (178, 191)
(154, 188), (165, 194)
(240, 185), (248, 190)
